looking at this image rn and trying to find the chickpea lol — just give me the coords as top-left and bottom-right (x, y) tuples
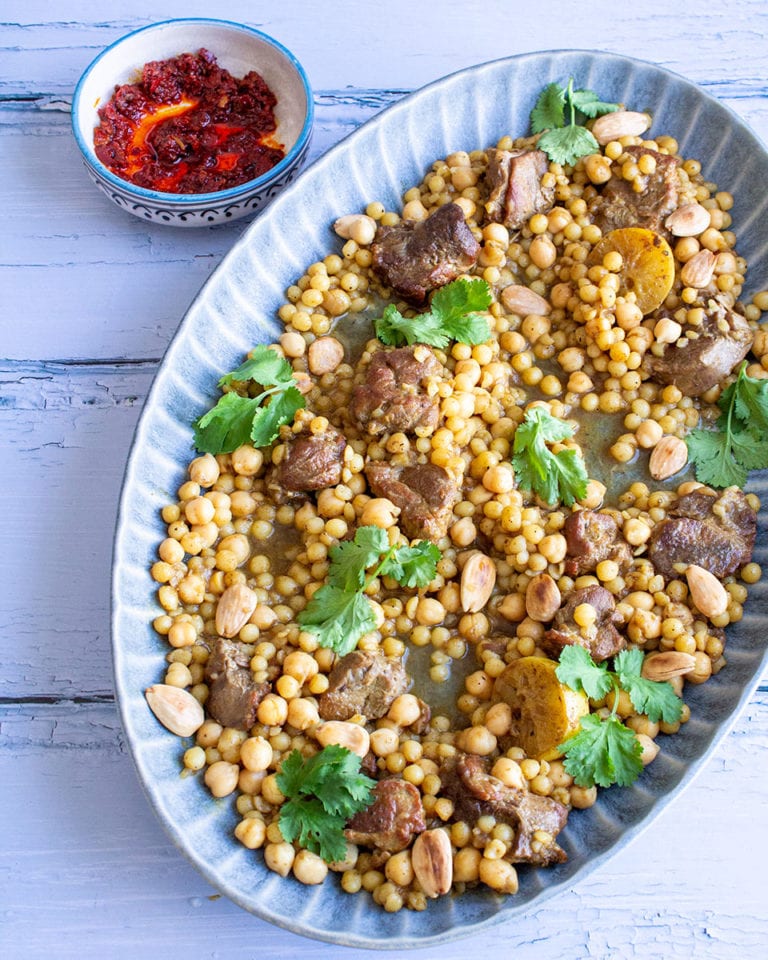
(204, 761), (239, 798)
(235, 816), (267, 849)
(293, 849), (329, 885)
(240, 736), (273, 772)
(264, 842), (296, 877)
(388, 694), (423, 726)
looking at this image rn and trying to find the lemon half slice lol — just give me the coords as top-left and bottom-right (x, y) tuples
(493, 655), (589, 761)
(590, 226), (675, 315)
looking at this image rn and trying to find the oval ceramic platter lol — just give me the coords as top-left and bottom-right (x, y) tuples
(112, 50), (768, 948)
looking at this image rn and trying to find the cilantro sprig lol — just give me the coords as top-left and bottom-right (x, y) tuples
(686, 361), (768, 488)
(277, 745), (376, 863)
(531, 78), (620, 166)
(297, 525), (440, 656)
(511, 406), (589, 507)
(555, 646), (683, 789)
(375, 277), (492, 348)
(192, 346), (305, 454)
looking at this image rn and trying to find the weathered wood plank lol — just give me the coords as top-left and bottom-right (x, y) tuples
(3, 1), (768, 94)
(0, 698), (766, 959)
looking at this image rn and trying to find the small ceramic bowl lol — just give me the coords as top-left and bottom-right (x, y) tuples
(71, 18), (313, 226)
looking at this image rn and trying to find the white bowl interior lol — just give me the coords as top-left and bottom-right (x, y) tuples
(74, 20), (309, 172)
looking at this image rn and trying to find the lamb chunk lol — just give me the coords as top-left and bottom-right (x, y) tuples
(351, 345), (442, 437)
(365, 461), (459, 542)
(205, 638), (270, 730)
(648, 487), (757, 579)
(543, 584), (625, 663)
(440, 754), (567, 866)
(485, 148), (555, 229)
(371, 202), (479, 306)
(345, 779), (426, 852)
(564, 509), (632, 577)
(318, 649), (408, 721)
(274, 425), (347, 494)
(590, 145), (680, 233)
(647, 299), (753, 396)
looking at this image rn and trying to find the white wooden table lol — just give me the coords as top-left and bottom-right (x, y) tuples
(2, 3), (767, 957)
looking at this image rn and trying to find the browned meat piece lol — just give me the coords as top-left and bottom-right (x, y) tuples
(371, 202), (479, 306)
(411, 697), (432, 735)
(345, 778), (426, 852)
(351, 345), (442, 437)
(648, 487), (757, 579)
(318, 649), (408, 721)
(484, 148), (555, 229)
(204, 638), (270, 730)
(365, 461), (459, 542)
(440, 754), (567, 866)
(563, 509), (632, 577)
(543, 584), (625, 663)
(590, 146), (680, 233)
(647, 299), (753, 396)
(274, 425), (347, 494)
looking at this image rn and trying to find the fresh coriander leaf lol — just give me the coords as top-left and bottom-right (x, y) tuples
(277, 746), (376, 863)
(279, 796), (349, 863)
(193, 392), (263, 454)
(530, 81), (566, 133)
(570, 88), (620, 118)
(686, 427), (748, 489)
(218, 345), (294, 388)
(512, 406), (589, 506)
(559, 713), (644, 788)
(728, 362), (768, 434)
(556, 645), (613, 701)
(613, 648), (645, 680)
(614, 649), (683, 724)
(297, 584), (378, 656)
(374, 278), (491, 348)
(620, 672), (683, 725)
(537, 124), (599, 167)
(430, 277), (492, 326)
(380, 540), (441, 589)
(248, 385), (305, 448)
(328, 526), (391, 591)
(193, 345), (305, 454)
(687, 361), (768, 486)
(308, 747), (376, 815)
(729, 425), (768, 472)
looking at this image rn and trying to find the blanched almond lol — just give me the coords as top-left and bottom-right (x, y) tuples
(333, 214), (377, 245)
(641, 650), (697, 682)
(145, 684), (205, 738)
(215, 583), (258, 638)
(412, 828), (453, 898)
(501, 284), (551, 317)
(664, 202), (711, 237)
(525, 573), (561, 622)
(307, 336), (344, 375)
(316, 720), (370, 758)
(680, 248), (717, 288)
(460, 551), (497, 613)
(648, 435), (688, 480)
(591, 110), (651, 145)
(685, 564), (729, 618)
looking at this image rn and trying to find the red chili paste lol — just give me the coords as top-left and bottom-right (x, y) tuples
(93, 49), (285, 194)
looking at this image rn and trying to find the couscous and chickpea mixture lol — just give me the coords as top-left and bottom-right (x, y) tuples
(144, 89), (766, 910)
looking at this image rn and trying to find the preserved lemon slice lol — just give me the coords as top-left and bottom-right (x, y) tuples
(493, 656), (589, 761)
(589, 226), (675, 315)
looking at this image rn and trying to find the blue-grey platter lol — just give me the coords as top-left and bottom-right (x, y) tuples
(112, 50), (768, 948)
